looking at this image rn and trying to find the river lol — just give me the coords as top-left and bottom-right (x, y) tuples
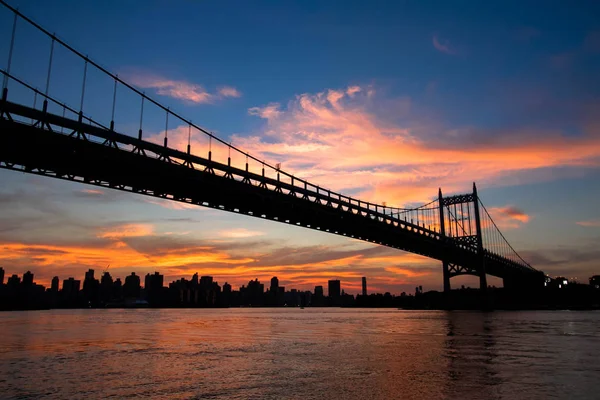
(0, 309), (598, 399)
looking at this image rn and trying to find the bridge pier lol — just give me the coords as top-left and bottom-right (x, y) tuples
(443, 260), (451, 293)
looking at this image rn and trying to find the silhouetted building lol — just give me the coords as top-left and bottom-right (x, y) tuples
(100, 272), (113, 303)
(7, 274), (20, 288)
(591, 275), (600, 289)
(271, 276), (279, 292)
(123, 272), (141, 299)
(51, 276), (59, 292)
(362, 277), (367, 296)
(245, 279), (264, 306)
(328, 280), (341, 298)
(112, 278), (123, 300)
(62, 277), (80, 304)
(223, 282), (232, 294)
(145, 272), (164, 305)
(83, 269), (100, 305)
(0, 267), (4, 285)
(314, 285), (324, 297)
(22, 271), (34, 286)
(84, 269), (95, 282)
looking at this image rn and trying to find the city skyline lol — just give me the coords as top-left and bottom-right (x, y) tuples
(0, 0), (599, 294)
(0, 266), (378, 297)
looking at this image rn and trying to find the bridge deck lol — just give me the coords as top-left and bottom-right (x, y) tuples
(0, 101), (540, 281)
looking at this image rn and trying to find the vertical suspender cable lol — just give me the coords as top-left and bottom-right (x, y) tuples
(3, 12), (17, 92)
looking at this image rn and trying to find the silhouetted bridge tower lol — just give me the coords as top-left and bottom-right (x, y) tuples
(0, 2), (544, 291)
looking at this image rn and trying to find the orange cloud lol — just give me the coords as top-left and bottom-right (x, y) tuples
(144, 84), (600, 213)
(81, 189), (104, 195)
(218, 228), (265, 238)
(488, 206), (531, 229)
(98, 223), (154, 239)
(576, 219), (600, 227)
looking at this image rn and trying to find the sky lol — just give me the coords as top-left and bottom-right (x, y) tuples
(0, 0), (599, 295)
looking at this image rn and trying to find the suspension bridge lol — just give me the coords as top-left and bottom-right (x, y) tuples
(0, 2), (545, 292)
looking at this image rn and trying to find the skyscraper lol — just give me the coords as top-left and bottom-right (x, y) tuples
(0, 267), (4, 285)
(51, 276), (59, 292)
(314, 285), (324, 297)
(362, 277), (367, 296)
(270, 276), (279, 293)
(123, 272), (141, 298)
(328, 280), (341, 298)
(22, 271), (34, 286)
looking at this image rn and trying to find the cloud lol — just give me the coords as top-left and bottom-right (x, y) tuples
(80, 189), (104, 196)
(488, 206), (531, 229)
(432, 34), (457, 55)
(98, 223), (154, 239)
(218, 228), (265, 238)
(125, 70), (241, 104)
(576, 219), (600, 227)
(248, 103), (282, 119)
(218, 86), (242, 98)
(227, 84), (600, 207)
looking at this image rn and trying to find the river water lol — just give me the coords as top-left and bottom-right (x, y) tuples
(0, 309), (598, 399)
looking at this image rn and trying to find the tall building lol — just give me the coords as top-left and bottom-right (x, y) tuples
(7, 274), (20, 288)
(314, 285), (324, 297)
(22, 271), (34, 286)
(123, 272), (141, 298)
(62, 277), (80, 297)
(0, 267), (4, 285)
(199, 276), (213, 289)
(328, 280), (341, 298)
(362, 277), (367, 296)
(100, 272), (114, 303)
(84, 269), (95, 281)
(51, 276), (59, 292)
(270, 276), (279, 293)
(223, 282), (232, 294)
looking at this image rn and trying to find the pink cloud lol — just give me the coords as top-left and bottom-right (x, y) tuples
(126, 71), (241, 104)
(218, 86), (242, 98)
(248, 103), (282, 119)
(147, 84), (600, 208)
(488, 206), (531, 229)
(432, 34), (457, 55)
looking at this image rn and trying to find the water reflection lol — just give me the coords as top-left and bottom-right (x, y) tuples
(0, 309), (598, 399)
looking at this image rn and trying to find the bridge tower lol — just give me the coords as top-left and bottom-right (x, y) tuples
(438, 183), (487, 292)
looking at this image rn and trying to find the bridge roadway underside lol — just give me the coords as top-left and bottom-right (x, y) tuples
(0, 116), (542, 285)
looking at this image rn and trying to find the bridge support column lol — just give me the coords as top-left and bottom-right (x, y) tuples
(473, 183), (487, 292)
(438, 188), (451, 293)
(443, 261), (451, 293)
